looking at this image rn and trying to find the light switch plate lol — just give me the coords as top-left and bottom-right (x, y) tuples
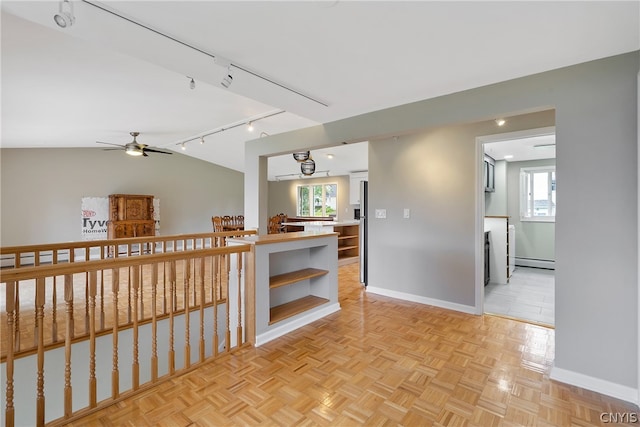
(375, 209), (387, 219)
(403, 208), (410, 219)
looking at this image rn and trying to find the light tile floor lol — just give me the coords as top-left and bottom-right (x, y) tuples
(484, 266), (555, 326)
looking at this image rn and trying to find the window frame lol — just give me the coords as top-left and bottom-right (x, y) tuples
(520, 166), (556, 223)
(296, 183), (338, 218)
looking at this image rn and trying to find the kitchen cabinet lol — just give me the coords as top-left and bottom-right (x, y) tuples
(349, 172), (368, 205)
(484, 216), (513, 285)
(281, 221), (360, 265)
(484, 231), (490, 286)
(484, 155), (495, 192)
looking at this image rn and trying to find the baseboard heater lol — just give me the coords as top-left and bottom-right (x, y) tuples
(515, 257), (555, 270)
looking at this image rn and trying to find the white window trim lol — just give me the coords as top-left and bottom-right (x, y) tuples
(296, 183), (338, 217)
(520, 165), (556, 223)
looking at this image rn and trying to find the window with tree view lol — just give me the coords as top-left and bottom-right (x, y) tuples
(520, 166), (556, 221)
(297, 184), (338, 217)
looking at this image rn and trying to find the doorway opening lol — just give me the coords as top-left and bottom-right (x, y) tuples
(477, 126), (556, 327)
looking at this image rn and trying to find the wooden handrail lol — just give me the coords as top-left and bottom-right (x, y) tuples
(1, 231), (256, 426)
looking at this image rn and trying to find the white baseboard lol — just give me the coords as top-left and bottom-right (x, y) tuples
(255, 303), (341, 347)
(551, 366), (639, 405)
(365, 286), (476, 315)
(515, 257), (555, 269)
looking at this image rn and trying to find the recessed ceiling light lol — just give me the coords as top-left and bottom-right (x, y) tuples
(326, 154), (334, 159)
(496, 119), (506, 126)
(504, 155), (514, 159)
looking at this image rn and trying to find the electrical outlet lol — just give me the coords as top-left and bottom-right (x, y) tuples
(403, 208), (410, 219)
(375, 209), (387, 219)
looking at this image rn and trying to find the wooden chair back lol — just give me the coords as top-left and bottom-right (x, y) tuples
(212, 216), (224, 232)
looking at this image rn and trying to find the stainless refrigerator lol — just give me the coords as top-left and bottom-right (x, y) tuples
(359, 180), (368, 286)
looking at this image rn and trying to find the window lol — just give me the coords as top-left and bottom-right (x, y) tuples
(520, 166), (556, 222)
(297, 183), (338, 217)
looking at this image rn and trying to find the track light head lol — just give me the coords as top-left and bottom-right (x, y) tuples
(54, 0), (75, 28)
(189, 77), (195, 90)
(181, 142), (186, 151)
(247, 122), (254, 132)
(200, 136), (205, 144)
(221, 71), (233, 88)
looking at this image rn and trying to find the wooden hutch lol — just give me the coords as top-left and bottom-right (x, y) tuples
(107, 194), (155, 239)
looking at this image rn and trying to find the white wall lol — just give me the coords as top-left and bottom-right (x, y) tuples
(245, 51), (639, 399)
(0, 148), (244, 245)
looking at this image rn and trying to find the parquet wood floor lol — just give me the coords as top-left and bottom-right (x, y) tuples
(69, 263), (638, 426)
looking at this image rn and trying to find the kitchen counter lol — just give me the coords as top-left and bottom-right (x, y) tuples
(282, 220), (360, 229)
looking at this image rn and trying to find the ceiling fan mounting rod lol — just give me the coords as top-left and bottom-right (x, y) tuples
(81, 1), (329, 107)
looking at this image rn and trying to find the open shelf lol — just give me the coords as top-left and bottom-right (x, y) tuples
(269, 295), (329, 325)
(269, 267), (329, 289)
(337, 245), (358, 252)
(338, 235), (358, 240)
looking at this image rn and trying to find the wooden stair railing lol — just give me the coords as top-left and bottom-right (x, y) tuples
(0, 232), (255, 427)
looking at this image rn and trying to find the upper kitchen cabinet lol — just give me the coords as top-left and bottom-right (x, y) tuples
(349, 172), (368, 205)
(484, 155), (495, 192)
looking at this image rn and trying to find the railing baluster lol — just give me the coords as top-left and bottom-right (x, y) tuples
(89, 270), (97, 407)
(64, 274), (73, 418)
(184, 259), (191, 369)
(52, 252), (59, 343)
(168, 260), (176, 375)
(100, 246), (105, 330)
(132, 265), (140, 390)
(237, 252), (243, 347)
(35, 277), (45, 426)
(225, 255), (231, 353)
(199, 257), (205, 363)
(213, 254), (219, 357)
(5, 281), (16, 427)
(111, 268), (119, 399)
(151, 262), (158, 382)
(14, 283), (20, 351)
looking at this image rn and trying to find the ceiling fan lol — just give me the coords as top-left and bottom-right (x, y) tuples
(96, 132), (173, 157)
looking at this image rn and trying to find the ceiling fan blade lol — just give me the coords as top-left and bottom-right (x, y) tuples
(102, 148), (124, 151)
(143, 147), (173, 155)
(143, 151), (149, 157)
(96, 141), (126, 148)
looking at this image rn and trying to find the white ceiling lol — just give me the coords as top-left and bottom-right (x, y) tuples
(484, 132), (556, 163)
(2, 1), (638, 179)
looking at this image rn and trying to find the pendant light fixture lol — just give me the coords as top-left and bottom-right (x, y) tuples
(292, 151), (310, 162)
(301, 158), (316, 176)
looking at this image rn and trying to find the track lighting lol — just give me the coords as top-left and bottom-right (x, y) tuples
(496, 119), (506, 126)
(200, 136), (205, 144)
(181, 142), (186, 151)
(187, 77), (195, 90)
(221, 68), (233, 88)
(54, 0), (75, 28)
(247, 122), (254, 132)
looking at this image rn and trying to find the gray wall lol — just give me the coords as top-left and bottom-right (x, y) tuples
(369, 112), (554, 306)
(485, 159), (507, 216)
(245, 52), (639, 392)
(268, 175), (352, 220)
(507, 158), (556, 261)
(0, 148), (244, 245)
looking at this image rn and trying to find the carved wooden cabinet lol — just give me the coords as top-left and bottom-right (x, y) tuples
(107, 194), (155, 239)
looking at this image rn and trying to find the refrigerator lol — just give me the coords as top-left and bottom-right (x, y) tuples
(359, 180), (368, 286)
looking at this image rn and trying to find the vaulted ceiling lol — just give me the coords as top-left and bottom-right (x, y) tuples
(2, 1), (638, 179)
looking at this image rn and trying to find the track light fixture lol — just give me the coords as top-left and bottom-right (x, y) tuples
(54, 0), (75, 28)
(247, 122), (254, 132)
(221, 68), (233, 88)
(181, 142), (186, 151)
(496, 118), (506, 126)
(187, 77), (195, 90)
(200, 136), (205, 144)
